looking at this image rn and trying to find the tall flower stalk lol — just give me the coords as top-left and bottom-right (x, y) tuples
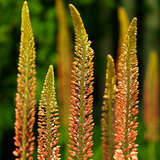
(114, 18), (139, 160)
(37, 65), (60, 159)
(117, 7), (129, 57)
(13, 1), (36, 159)
(144, 51), (159, 160)
(68, 4), (94, 159)
(56, 0), (72, 127)
(101, 55), (116, 160)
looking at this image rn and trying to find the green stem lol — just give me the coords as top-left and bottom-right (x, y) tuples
(79, 31), (87, 159)
(108, 75), (114, 158)
(46, 87), (53, 159)
(22, 56), (29, 160)
(124, 41), (131, 159)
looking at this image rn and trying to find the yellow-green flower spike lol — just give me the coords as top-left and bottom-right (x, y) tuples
(38, 65), (60, 159)
(56, 0), (72, 128)
(144, 51), (159, 141)
(117, 7), (129, 57)
(101, 54), (116, 160)
(144, 51), (159, 160)
(13, 1), (36, 159)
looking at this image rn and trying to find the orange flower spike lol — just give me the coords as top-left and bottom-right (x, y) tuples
(38, 65), (60, 160)
(114, 18), (139, 160)
(101, 55), (116, 160)
(68, 4), (94, 159)
(13, 1), (36, 159)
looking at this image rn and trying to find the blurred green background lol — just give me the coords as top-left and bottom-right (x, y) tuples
(0, 0), (160, 159)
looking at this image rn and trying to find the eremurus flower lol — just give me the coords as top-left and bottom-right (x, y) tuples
(68, 4), (94, 160)
(114, 18), (139, 160)
(117, 7), (129, 58)
(13, 1), (36, 159)
(144, 51), (159, 142)
(144, 51), (159, 160)
(101, 55), (116, 160)
(56, 0), (72, 128)
(37, 65), (60, 160)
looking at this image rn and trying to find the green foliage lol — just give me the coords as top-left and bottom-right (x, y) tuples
(78, 0), (94, 5)
(105, 0), (115, 8)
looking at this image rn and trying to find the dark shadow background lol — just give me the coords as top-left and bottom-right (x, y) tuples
(0, 0), (160, 159)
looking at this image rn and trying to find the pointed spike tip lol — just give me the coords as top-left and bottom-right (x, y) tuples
(118, 6), (125, 12)
(131, 17), (137, 26)
(118, 6), (128, 17)
(69, 4), (81, 18)
(22, 1), (29, 14)
(107, 54), (114, 67)
(69, 4), (77, 12)
(48, 65), (53, 72)
(107, 54), (114, 62)
(69, 3), (86, 38)
(69, 3), (74, 9)
(47, 65), (54, 78)
(23, 1), (28, 5)
(23, 1), (28, 9)
(127, 17), (137, 37)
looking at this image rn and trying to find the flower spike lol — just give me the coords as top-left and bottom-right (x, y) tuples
(56, 0), (72, 127)
(101, 55), (116, 160)
(68, 4), (94, 160)
(114, 18), (139, 160)
(144, 51), (159, 160)
(38, 65), (60, 160)
(117, 7), (129, 57)
(13, 1), (36, 159)
(144, 51), (159, 141)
